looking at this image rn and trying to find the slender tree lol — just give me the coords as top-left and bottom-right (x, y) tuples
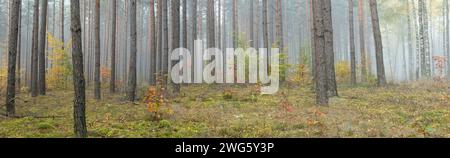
(38, 0), (48, 95)
(250, 0), (254, 47)
(127, 0), (138, 101)
(192, 0), (197, 81)
(349, 0), (357, 85)
(418, 0), (431, 78)
(263, 0), (269, 54)
(157, 0), (163, 77)
(110, 0), (117, 93)
(172, 0), (181, 94)
(207, 0), (215, 48)
(182, 0), (187, 49)
(369, 0), (386, 86)
(5, 0), (21, 117)
(324, 0), (338, 97)
(406, 0), (414, 81)
(31, 0), (40, 97)
(61, 0), (64, 50)
(232, 0), (238, 48)
(149, 0), (156, 85)
(16, 1), (22, 90)
(70, 0), (87, 138)
(444, 0), (450, 79)
(94, 0), (101, 99)
(162, 0), (169, 84)
(358, 0), (367, 82)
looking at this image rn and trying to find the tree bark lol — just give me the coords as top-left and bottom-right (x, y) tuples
(6, 0), (21, 117)
(110, 0), (117, 93)
(149, 0), (156, 85)
(349, 0), (357, 85)
(323, 0), (338, 97)
(232, 0), (238, 48)
(192, 0), (197, 82)
(207, 0), (215, 48)
(312, 0), (329, 105)
(157, 0), (163, 77)
(127, 0), (138, 102)
(183, 0), (187, 49)
(418, 0), (431, 78)
(358, 0), (367, 82)
(61, 0), (64, 50)
(70, 0), (87, 138)
(31, 0), (40, 97)
(94, 0), (101, 100)
(263, 0), (269, 52)
(162, 0), (169, 84)
(16, 1), (22, 90)
(250, 0), (254, 47)
(444, 0), (450, 79)
(172, 0), (181, 94)
(38, 0), (48, 95)
(407, 0), (414, 81)
(369, 0), (387, 86)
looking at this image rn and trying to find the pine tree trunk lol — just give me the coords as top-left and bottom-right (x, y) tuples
(110, 0), (117, 93)
(6, 0), (21, 117)
(70, 0), (87, 138)
(312, 0), (329, 105)
(323, 0), (338, 96)
(444, 0), (450, 79)
(162, 0), (169, 84)
(30, 0), (40, 97)
(149, 0), (156, 85)
(349, 0), (357, 85)
(192, 0), (197, 82)
(232, 0), (238, 48)
(94, 0), (101, 100)
(369, 0), (387, 86)
(207, 0), (215, 48)
(183, 0), (187, 49)
(127, 0), (137, 102)
(61, 0), (64, 50)
(263, 0), (269, 52)
(157, 0), (163, 77)
(358, 0), (367, 82)
(250, 0), (254, 48)
(16, 1), (22, 90)
(38, 0), (48, 95)
(172, 0), (181, 94)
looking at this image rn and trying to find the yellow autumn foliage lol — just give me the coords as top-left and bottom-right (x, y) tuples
(335, 61), (351, 84)
(46, 32), (73, 90)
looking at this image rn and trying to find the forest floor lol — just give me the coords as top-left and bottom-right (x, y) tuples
(0, 82), (449, 138)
